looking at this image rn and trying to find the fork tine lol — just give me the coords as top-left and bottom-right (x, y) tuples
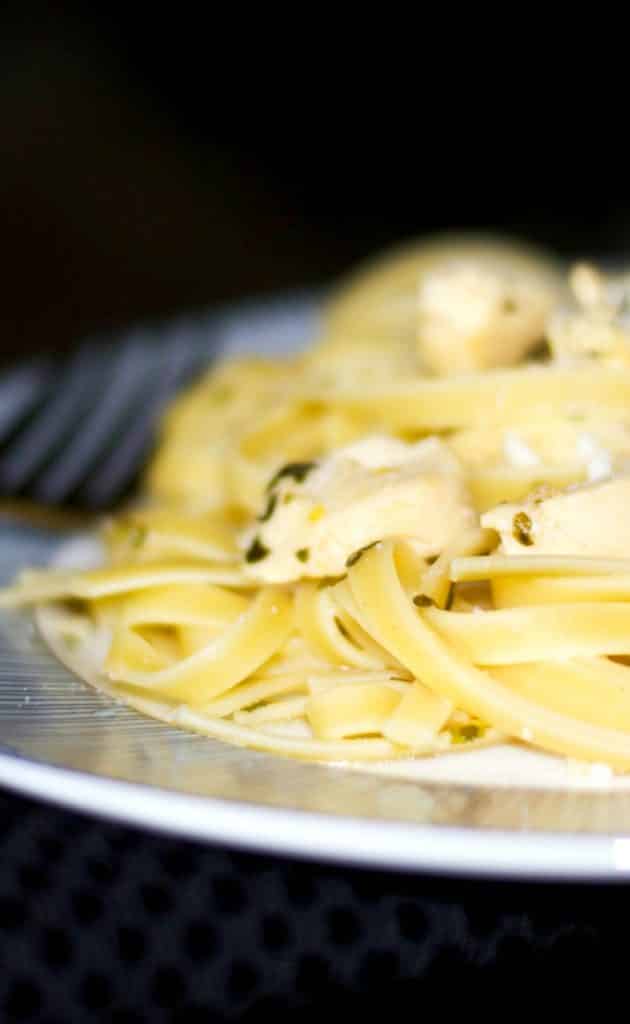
(78, 330), (205, 508)
(0, 359), (52, 443)
(0, 345), (107, 494)
(31, 334), (153, 505)
(0, 297), (319, 508)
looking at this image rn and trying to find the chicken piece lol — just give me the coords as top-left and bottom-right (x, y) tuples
(482, 477), (630, 557)
(417, 258), (561, 375)
(450, 416), (630, 479)
(547, 263), (630, 367)
(240, 436), (477, 582)
(322, 234), (563, 353)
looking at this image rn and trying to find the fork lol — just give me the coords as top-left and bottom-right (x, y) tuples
(0, 293), (320, 511)
(0, 319), (214, 510)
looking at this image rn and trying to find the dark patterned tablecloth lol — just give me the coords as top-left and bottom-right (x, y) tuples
(0, 789), (623, 1021)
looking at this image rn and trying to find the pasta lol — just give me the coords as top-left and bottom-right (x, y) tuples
(6, 235), (630, 771)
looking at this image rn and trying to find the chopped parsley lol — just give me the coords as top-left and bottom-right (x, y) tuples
(129, 525), (148, 548)
(257, 493), (277, 523)
(333, 616), (356, 645)
(345, 541), (379, 568)
(317, 575), (345, 589)
(245, 536), (270, 563)
(295, 548), (310, 563)
(451, 723), (485, 745)
(512, 511), (534, 546)
(334, 616), (350, 638)
(267, 461), (317, 492)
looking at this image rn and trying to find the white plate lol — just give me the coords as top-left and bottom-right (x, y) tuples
(3, 299), (630, 881)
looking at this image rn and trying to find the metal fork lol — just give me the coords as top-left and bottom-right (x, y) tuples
(0, 319), (215, 509)
(0, 294), (320, 511)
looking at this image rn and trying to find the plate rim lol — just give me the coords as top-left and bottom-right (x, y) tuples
(1, 748), (629, 881)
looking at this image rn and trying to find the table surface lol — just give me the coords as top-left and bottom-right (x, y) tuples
(0, 786), (625, 1020)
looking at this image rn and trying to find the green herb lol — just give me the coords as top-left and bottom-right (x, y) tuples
(333, 616), (353, 642)
(451, 723), (485, 745)
(129, 525), (148, 548)
(512, 511), (534, 546)
(283, 493), (295, 504)
(267, 461), (317, 492)
(413, 593), (434, 607)
(502, 297), (518, 313)
(317, 575), (345, 589)
(295, 548), (310, 563)
(257, 494), (277, 523)
(345, 541), (379, 569)
(245, 536), (270, 563)
(529, 339), (551, 362)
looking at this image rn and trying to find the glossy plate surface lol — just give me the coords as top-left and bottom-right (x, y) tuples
(2, 299), (630, 881)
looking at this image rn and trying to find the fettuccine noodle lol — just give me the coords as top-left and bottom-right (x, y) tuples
(6, 236), (630, 771)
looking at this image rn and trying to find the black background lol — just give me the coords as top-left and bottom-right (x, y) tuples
(1, 4), (625, 363)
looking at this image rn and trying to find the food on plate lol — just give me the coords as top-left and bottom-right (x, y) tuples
(6, 235), (630, 772)
(482, 478), (630, 558)
(240, 436), (476, 582)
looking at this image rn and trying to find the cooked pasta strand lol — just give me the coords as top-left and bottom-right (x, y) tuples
(348, 542), (630, 769)
(425, 603), (630, 664)
(107, 588), (293, 704)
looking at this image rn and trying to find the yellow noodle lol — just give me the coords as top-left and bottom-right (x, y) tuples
(492, 575), (630, 607)
(201, 674), (309, 718)
(294, 582), (385, 669)
(172, 714), (400, 760)
(348, 542), (630, 769)
(305, 683), (402, 740)
(451, 555), (630, 583)
(0, 562), (253, 606)
(234, 696), (309, 726)
(493, 659), (630, 731)
(419, 528), (493, 608)
(107, 588), (293, 704)
(121, 585), (249, 627)
(425, 603), (630, 664)
(309, 365), (630, 431)
(468, 464), (586, 511)
(107, 624), (174, 675)
(382, 683), (454, 748)
(111, 509), (239, 562)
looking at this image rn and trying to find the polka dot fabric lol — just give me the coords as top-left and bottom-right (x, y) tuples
(0, 791), (621, 1020)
